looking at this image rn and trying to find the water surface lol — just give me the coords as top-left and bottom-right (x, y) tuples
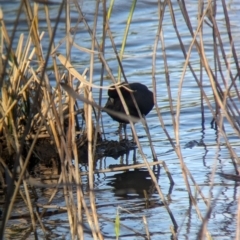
(1, 0), (240, 239)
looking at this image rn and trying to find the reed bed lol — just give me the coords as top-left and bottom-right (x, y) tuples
(0, 0), (239, 239)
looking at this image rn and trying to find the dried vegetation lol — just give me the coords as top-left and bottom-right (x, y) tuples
(0, 0), (239, 239)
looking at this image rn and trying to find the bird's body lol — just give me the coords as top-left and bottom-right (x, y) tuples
(104, 82), (154, 124)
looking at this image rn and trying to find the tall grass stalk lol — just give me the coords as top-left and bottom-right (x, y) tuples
(117, 0), (137, 81)
(0, 0), (240, 239)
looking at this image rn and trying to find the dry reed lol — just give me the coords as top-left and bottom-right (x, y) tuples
(0, 0), (239, 239)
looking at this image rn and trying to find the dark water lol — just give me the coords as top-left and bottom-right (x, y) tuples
(1, 0), (240, 239)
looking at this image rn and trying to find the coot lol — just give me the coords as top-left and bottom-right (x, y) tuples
(104, 82), (154, 124)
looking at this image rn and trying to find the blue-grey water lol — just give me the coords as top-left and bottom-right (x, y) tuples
(1, 0), (240, 239)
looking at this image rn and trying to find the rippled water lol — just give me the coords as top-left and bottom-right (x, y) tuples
(1, 0), (240, 239)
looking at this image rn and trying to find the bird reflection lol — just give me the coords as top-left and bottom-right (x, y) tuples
(107, 169), (158, 199)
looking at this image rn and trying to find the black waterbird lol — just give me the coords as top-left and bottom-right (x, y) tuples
(104, 82), (154, 137)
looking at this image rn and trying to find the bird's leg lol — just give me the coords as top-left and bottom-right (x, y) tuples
(130, 124), (136, 142)
(118, 123), (128, 140)
(118, 123), (123, 140)
(118, 123), (121, 137)
(123, 123), (128, 140)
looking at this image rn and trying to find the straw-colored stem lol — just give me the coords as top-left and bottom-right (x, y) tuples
(88, 1), (103, 239)
(117, 0), (137, 81)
